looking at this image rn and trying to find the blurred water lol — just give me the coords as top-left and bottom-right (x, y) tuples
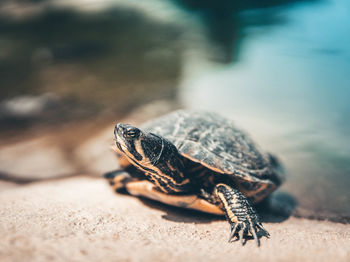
(180, 0), (350, 219)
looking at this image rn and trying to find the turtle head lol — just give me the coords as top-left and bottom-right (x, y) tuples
(114, 123), (165, 167)
(114, 123), (189, 193)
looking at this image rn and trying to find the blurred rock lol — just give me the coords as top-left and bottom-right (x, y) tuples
(0, 137), (77, 180)
(0, 176), (349, 262)
(75, 100), (179, 176)
(0, 93), (59, 120)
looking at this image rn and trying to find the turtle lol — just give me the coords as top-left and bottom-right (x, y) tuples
(104, 110), (285, 246)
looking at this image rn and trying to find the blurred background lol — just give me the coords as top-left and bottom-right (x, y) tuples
(0, 0), (349, 222)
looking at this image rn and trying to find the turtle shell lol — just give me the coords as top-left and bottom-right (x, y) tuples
(141, 110), (285, 189)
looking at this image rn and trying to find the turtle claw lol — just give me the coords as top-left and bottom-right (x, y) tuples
(228, 224), (239, 242)
(228, 222), (247, 245)
(228, 221), (269, 246)
(257, 223), (270, 238)
(239, 229), (245, 245)
(249, 223), (260, 246)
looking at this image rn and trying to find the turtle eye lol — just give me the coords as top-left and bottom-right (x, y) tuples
(125, 128), (140, 138)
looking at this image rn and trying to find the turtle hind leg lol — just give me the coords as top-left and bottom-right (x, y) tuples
(215, 183), (270, 246)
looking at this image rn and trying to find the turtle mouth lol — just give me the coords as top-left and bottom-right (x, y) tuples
(115, 140), (124, 153)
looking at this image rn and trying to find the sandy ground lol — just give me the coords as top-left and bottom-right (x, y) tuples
(0, 176), (349, 262)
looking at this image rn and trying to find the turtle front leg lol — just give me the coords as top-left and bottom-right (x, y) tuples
(215, 183), (270, 246)
(104, 166), (146, 192)
(104, 170), (136, 192)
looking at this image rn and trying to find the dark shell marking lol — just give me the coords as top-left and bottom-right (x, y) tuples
(140, 110), (285, 202)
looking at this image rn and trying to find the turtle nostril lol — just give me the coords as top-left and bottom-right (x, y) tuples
(115, 123), (125, 137)
(116, 123), (125, 131)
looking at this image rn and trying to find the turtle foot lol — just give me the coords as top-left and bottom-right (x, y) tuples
(228, 221), (269, 246)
